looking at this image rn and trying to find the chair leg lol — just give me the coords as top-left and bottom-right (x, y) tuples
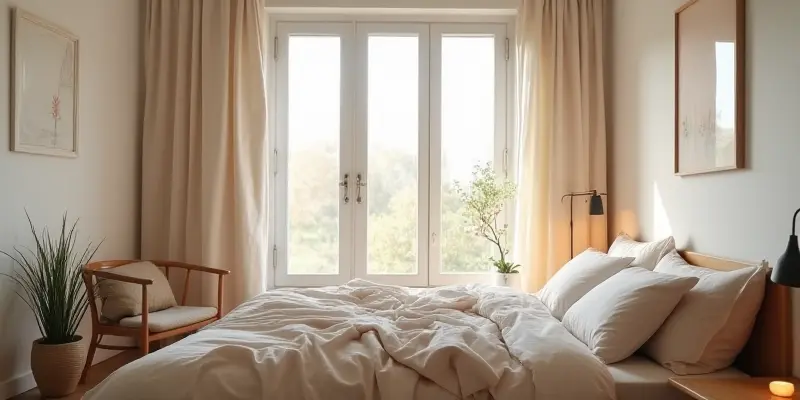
(140, 328), (150, 357)
(80, 334), (98, 384)
(140, 336), (149, 357)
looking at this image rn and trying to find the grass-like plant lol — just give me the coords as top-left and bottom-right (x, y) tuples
(455, 162), (520, 274)
(1, 212), (100, 345)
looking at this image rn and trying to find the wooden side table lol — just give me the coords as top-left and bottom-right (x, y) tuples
(670, 377), (800, 400)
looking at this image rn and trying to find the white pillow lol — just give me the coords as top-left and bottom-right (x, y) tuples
(608, 234), (675, 270)
(643, 250), (766, 374)
(537, 249), (634, 320)
(562, 267), (698, 364)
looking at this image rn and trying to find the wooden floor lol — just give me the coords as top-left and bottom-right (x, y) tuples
(12, 351), (137, 400)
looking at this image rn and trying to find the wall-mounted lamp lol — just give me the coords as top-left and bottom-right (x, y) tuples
(772, 208), (800, 287)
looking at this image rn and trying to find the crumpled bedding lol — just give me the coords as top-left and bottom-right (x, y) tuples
(84, 280), (615, 400)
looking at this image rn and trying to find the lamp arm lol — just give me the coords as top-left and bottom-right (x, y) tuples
(793, 208), (800, 236)
(561, 191), (594, 202)
(561, 191), (607, 202)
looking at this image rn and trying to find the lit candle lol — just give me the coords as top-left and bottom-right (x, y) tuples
(770, 381), (795, 398)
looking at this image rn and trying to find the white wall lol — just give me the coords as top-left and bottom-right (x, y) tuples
(608, 0), (800, 376)
(0, 0), (142, 397)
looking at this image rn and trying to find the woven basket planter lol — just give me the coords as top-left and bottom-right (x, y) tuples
(30, 336), (86, 397)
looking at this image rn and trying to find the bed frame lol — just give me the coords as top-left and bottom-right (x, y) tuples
(679, 251), (793, 377)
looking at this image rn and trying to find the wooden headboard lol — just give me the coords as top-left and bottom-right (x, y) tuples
(679, 251), (793, 377)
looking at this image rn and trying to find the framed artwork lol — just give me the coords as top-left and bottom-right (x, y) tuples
(674, 0), (744, 176)
(11, 8), (79, 158)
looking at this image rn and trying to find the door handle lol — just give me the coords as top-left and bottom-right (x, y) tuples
(356, 173), (367, 204)
(339, 173), (350, 204)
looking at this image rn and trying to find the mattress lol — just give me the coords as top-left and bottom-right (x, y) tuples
(608, 355), (747, 400)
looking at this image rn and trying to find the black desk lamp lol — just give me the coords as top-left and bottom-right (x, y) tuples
(772, 208), (800, 287)
(561, 190), (607, 259)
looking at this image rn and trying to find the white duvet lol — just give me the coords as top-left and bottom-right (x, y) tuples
(84, 280), (615, 400)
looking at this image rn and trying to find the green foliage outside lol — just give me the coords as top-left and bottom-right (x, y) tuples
(287, 142), (496, 275)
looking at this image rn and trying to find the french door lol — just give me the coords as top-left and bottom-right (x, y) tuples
(273, 20), (508, 287)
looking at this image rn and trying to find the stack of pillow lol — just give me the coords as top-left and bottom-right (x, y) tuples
(537, 234), (766, 374)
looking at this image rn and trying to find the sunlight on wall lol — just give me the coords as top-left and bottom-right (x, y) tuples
(715, 41), (736, 131)
(653, 182), (673, 238)
(611, 210), (640, 241)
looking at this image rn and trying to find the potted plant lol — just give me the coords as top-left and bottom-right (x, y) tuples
(1, 213), (100, 397)
(455, 163), (520, 288)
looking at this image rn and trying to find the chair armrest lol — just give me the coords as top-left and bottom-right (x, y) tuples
(90, 270), (153, 285)
(152, 261), (230, 276)
(189, 265), (231, 275)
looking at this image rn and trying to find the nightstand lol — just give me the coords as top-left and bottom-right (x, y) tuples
(669, 377), (800, 400)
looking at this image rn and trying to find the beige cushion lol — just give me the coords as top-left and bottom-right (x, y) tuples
(608, 234), (675, 270)
(537, 249), (634, 320)
(98, 261), (177, 321)
(119, 306), (218, 332)
(643, 250), (766, 374)
(562, 267), (698, 364)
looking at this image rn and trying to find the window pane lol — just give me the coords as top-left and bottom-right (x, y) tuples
(366, 35), (419, 275)
(287, 36), (341, 275)
(440, 36), (496, 273)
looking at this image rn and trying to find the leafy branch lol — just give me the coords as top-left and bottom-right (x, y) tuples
(454, 162), (520, 274)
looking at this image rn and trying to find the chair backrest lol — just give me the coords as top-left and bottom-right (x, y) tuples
(84, 260), (200, 323)
(84, 260), (139, 324)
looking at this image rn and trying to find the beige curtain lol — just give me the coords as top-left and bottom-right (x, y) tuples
(514, 0), (608, 292)
(141, 0), (269, 312)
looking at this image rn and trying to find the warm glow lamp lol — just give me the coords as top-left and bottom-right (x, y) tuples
(769, 380), (795, 397)
(765, 209), (800, 398)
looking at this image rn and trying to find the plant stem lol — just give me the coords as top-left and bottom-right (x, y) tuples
(491, 213), (505, 264)
(480, 214), (506, 266)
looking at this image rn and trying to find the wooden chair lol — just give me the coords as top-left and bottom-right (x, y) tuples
(80, 260), (230, 383)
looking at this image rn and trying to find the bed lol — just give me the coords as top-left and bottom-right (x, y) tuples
(82, 251), (792, 400)
(84, 281), (616, 399)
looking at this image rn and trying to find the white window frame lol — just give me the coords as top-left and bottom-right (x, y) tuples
(273, 22), (356, 287)
(427, 22), (510, 287)
(267, 12), (515, 288)
(354, 23), (431, 287)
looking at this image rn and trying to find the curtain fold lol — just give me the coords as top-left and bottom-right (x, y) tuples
(142, 0), (269, 312)
(514, 0), (608, 292)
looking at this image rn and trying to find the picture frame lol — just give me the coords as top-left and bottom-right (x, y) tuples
(674, 0), (745, 176)
(11, 8), (80, 158)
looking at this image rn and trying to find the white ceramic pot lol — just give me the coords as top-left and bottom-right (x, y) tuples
(492, 272), (521, 289)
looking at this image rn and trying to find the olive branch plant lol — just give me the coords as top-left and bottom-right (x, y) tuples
(454, 162), (520, 274)
(0, 212), (101, 344)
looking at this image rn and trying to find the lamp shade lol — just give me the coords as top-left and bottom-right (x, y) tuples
(589, 194), (604, 216)
(772, 234), (800, 287)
